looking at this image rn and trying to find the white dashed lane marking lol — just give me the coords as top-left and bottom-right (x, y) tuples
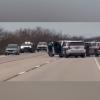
(35, 65), (40, 68)
(18, 72), (25, 75)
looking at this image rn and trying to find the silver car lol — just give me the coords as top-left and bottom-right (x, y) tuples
(5, 44), (20, 55)
(62, 41), (86, 57)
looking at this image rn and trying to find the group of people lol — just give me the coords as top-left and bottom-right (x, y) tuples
(47, 41), (62, 57)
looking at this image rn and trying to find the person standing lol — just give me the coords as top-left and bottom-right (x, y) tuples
(85, 43), (90, 56)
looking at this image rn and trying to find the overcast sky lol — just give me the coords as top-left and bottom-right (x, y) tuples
(0, 0), (100, 21)
(0, 0), (100, 38)
(0, 22), (100, 38)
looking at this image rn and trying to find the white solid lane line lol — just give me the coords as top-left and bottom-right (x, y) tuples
(94, 57), (100, 70)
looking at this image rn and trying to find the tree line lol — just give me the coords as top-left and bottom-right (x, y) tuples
(0, 27), (84, 54)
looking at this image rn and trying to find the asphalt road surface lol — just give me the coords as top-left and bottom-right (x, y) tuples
(0, 52), (100, 81)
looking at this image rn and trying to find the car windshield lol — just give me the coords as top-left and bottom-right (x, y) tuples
(38, 42), (47, 45)
(7, 44), (18, 48)
(69, 42), (84, 46)
(22, 44), (31, 46)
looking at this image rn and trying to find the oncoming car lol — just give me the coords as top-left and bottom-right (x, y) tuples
(37, 42), (47, 52)
(5, 44), (20, 55)
(20, 41), (35, 53)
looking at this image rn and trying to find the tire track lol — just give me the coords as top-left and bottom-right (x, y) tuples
(3, 59), (56, 82)
(0, 53), (45, 65)
(2, 56), (61, 82)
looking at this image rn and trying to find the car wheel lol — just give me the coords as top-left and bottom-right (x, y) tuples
(65, 54), (69, 58)
(5, 53), (8, 55)
(20, 50), (24, 53)
(59, 54), (63, 58)
(48, 52), (54, 57)
(95, 54), (99, 57)
(81, 54), (85, 58)
(75, 56), (78, 58)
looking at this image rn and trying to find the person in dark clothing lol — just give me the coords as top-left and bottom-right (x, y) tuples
(53, 41), (63, 57)
(48, 41), (63, 57)
(48, 42), (53, 52)
(85, 43), (90, 56)
(47, 42), (54, 57)
(53, 41), (61, 54)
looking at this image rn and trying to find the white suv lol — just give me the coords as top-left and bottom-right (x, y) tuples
(62, 41), (86, 57)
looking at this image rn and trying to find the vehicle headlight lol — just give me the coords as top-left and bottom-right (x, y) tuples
(20, 46), (24, 49)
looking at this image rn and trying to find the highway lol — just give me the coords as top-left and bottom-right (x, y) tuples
(0, 52), (100, 81)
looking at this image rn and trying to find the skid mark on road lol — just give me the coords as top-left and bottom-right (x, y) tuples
(2, 58), (59, 82)
(94, 57), (100, 70)
(3, 58), (61, 82)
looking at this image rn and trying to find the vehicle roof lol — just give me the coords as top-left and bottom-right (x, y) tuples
(96, 42), (100, 43)
(85, 41), (100, 43)
(8, 44), (18, 46)
(38, 42), (47, 43)
(63, 40), (84, 42)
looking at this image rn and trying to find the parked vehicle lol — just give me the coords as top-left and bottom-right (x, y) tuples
(5, 44), (20, 55)
(95, 42), (100, 56)
(62, 40), (86, 57)
(20, 41), (35, 53)
(37, 42), (47, 52)
(85, 41), (100, 57)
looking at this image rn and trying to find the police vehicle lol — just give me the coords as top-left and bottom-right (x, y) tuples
(20, 41), (35, 53)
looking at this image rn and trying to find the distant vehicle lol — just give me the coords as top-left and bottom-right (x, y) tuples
(37, 42), (47, 52)
(62, 40), (86, 57)
(95, 42), (100, 56)
(5, 44), (20, 55)
(85, 41), (100, 56)
(20, 41), (35, 53)
(85, 42), (94, 56)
